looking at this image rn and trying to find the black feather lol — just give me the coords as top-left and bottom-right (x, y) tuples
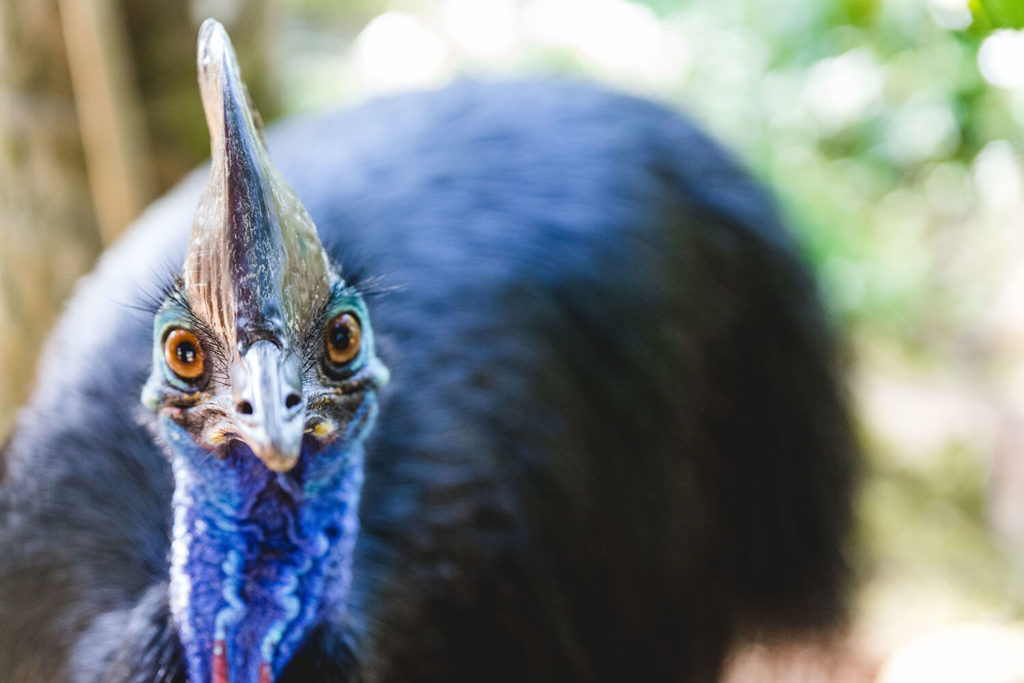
(0, 80), (855, 682)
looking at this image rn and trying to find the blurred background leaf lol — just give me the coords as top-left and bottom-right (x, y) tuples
(971, 0), (1024, 30)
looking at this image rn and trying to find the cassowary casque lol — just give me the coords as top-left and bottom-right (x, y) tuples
(0, 18), (855, 683)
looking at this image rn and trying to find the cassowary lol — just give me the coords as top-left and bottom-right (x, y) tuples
(0, 19), (855, 683)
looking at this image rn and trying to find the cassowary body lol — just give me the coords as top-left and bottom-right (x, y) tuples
(0, 21), (853, 683)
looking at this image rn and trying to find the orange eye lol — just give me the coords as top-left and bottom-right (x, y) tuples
(326, 313), (362, 365)
(164, 328), (205, 380)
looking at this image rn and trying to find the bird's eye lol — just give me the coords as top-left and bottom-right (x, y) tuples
(164, 328), (205, 380)
(326, 313), (362, 366)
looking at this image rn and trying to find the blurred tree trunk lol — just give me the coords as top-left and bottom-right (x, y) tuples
(0, 0), (273, 440)
(59, 0), (152, 242)
(0, 0), (101, 439)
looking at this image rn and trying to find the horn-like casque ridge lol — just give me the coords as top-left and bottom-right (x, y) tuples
(186, 18), (330, 355)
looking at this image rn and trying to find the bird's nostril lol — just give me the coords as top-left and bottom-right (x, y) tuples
(237, 400), (254, 415)
(285, 393), (301, 409)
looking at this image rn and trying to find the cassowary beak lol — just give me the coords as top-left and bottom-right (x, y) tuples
(231, 340), (305, 472)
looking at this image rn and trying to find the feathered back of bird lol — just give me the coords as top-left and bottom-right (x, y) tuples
(0, 80), (853, 682)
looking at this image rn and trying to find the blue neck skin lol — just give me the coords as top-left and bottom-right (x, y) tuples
(164, 399), (374, 683)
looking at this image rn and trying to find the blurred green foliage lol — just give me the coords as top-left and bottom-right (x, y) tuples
(971, 0), (1024, 30)
(656, 1), (986, 349)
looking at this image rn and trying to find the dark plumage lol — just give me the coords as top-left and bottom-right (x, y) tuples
(0, 63), (854, 681)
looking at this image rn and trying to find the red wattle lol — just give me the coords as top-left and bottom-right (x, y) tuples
(212, 639), (229, 683)
(258, 661), (272, 683)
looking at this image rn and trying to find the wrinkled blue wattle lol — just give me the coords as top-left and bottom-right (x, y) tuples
(164, 400), (374, 683)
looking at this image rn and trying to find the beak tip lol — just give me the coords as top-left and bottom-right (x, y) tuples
(248, 444), (300, 472)
(263, 457), (299, 473)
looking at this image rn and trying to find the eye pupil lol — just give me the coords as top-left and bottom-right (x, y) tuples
(330, 325), (350, 350)
(176, 341), (197, 364)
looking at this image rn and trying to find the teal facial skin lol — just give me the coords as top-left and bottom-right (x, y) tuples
(142, 283), (388, 455)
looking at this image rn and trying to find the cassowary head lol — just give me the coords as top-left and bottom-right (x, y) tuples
(141, 19), (387, 683)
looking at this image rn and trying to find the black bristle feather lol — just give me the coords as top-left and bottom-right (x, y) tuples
(114, 261), (183, 318)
